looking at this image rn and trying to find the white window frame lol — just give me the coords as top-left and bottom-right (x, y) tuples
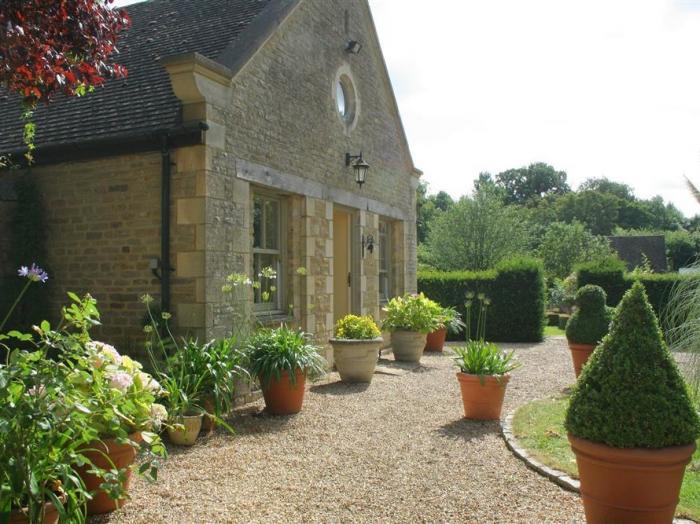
(252, 192), (285, 314)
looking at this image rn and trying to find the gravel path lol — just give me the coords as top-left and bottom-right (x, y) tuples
(97, 337), (584, 524)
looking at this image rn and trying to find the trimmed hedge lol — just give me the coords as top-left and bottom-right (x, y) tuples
(575, 259), (693, 318)
(418, 257), (545, 343)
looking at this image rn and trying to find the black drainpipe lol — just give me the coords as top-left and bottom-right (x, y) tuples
(160, 134), (173, 314)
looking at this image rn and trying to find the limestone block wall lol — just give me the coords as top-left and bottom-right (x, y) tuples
(0, 152), (199, 352)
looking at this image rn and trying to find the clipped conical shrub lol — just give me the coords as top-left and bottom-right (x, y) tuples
(565, 285), (612, 345)
(566, 281), (700, 448)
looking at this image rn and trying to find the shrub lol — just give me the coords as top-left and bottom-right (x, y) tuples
(558, 314), (570, 330)
(418, 256), (545, 342)
(537, 221), (613, 279)
(547, 313), (560, 326)
(565, 285), (612, 345)
(334, 315), (381, 340)
(576, 256), (627, 305)
(565, 282), (700, 448)
(246, 326), (327, 387)
(382, 293), (442, 333)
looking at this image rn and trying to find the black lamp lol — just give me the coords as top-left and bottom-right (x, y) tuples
(346, 40), (362, 54)
(346, 152), (370, 188)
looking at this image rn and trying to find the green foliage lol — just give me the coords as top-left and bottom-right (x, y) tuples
(667, 230), (700, 270)
(538, 221), (613, 278)
(333, 315), (381, 340)
(439, 306), (466, 335)
(495, 162), (571, 206)
(576, 256), (628, 304)
(566, 283), (700, 448)
(245, 326), (326, 387)
(381, 293), (442, 333)
(418, 256), (546, 342)
(558, 314), (570, 330)
(546, 274), (577, 312)
(416, 182), (454, 244)
(579, 177), (635, 201)
(565, 285), (612, 345)
(451, 340), (519, 377)
(422, 188), (533, 271)
(555, 190), (621, 235)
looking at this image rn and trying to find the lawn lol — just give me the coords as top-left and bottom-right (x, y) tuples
(512, 396), (700, 521)
(544, 325), (565, 337)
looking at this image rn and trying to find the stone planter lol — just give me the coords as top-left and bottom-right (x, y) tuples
(167, 414), (203, 446)
(390, 330), (425, 363)
(569, 434), (695, 523)
(76, 433), (141, 514)
(567, 340), (596, 378)
(330, 338), (383, 383)
(456, 373), (510, 420)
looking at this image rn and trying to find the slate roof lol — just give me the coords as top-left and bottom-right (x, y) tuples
(0, 0), (278, 154)
(608, 235), (668, 273)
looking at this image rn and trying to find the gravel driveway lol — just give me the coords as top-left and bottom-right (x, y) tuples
(97, 336), (584, 524)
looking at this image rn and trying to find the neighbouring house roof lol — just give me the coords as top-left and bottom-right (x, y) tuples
(0, 0), (300, 155)
(608, 235), (668, 273)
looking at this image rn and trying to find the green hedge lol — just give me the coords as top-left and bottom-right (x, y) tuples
(418, 257), (545, 343)
(575, 260), (692, 318)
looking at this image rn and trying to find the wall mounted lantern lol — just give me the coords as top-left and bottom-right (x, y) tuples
(362, 234), (375, 258)
(346, 40), (362, 54)
(346, 152), (370, 188)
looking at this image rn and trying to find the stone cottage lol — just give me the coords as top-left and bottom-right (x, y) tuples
(0, 0), (420, 358)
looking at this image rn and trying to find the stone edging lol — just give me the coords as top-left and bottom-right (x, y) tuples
(501, 409), (581, 493)
(501, 409), (696, 524)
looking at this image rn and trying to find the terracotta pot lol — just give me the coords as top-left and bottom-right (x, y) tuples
(7, 495), (65, 524)
(330, 338), (383, 383)
(201, 396), (217, 433)
(425, 328), (447, 352)
(167, 414), (203, 446)
(76, 433), (141, 515)
(456, 372), (510, 420)
(567, 340), (595, 378)
(260, 369), (306, 415)
(569, 434), (695, 524)
(391, 330), (425, 362)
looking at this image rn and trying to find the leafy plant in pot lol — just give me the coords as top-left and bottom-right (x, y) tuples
(330, 315), (383, 383)
(565, 285), (612, 378)
(565, 282), (700, 524)
(382, 293), (441, 363)
(425, 306), (465, 353)
(452, 294), (519, 420)
(245, 326), (326, 415)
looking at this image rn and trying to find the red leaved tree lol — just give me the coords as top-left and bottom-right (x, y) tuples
(0, 0), (130, 160)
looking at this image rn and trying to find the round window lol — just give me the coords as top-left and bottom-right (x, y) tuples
(335, 74), (357, 126)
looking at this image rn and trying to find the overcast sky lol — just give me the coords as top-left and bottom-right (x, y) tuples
(116, 0), (700, 216)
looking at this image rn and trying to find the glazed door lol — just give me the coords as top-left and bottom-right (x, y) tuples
(333, 209), (352, 323)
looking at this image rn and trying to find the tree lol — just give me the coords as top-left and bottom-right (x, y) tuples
(555, 190), (620, 235)
(423, 188), (532, 271)
(0, 0), (130, 158)
(579, 177), (635, 201)
(537, 221), (613, 279)
(495, 162), (570, 205)
(416, 183), (455, 244)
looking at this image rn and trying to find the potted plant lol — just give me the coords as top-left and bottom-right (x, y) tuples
(246, 326), (326, 415)
(329, 315), (383, 383)
(452, 294), (519, 420)
(565, 285), (612, 378)
(382, 293), (441, 363)
(566, 282), (700, 523)
(425, 307), (465, 352)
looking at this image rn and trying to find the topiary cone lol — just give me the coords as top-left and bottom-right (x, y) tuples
(566, 282), (700, 524)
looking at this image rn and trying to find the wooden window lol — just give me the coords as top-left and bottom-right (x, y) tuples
(253, 194), (283, 312)
(379, 220), (392, 303)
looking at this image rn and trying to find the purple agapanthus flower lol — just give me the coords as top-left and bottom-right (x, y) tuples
(17, 263), (49, 283)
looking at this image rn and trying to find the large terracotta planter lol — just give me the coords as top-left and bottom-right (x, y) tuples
(456, 372), (510, 420)
(330, 338), (383, 383)
(76, 433), (141, 515)
(567, 340), (595, 378)
(261, 369), (306, 415)
(391, 330), (425, 363)
(425, 328), (447, 352)
(569, 435), (695, 524)
(167, 414), (203, 446)
(7, 495), (65, 524)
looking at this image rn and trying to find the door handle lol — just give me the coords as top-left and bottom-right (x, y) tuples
(347, 272), (352, 287)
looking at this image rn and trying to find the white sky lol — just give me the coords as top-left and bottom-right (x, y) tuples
(116, 0), (700, 216)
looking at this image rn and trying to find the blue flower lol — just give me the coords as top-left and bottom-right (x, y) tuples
(17, 263), (48, 283)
